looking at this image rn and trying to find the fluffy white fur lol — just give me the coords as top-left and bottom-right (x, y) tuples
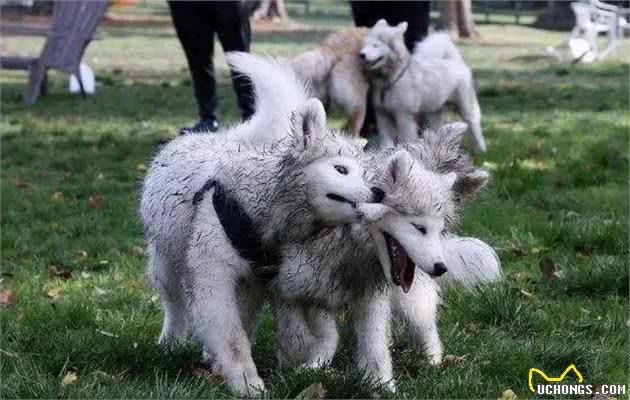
(140, 53), (377, 396)
(360, 20), (487, 152)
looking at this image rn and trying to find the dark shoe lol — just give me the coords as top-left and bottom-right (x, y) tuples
(179, 118), (219, 135)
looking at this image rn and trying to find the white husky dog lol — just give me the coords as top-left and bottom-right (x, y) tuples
(265, 123), (490, 390)
(141, 53), (381, 395)
(360, 19), (487, 152)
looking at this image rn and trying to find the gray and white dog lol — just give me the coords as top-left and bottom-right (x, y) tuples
(264, 123), (491, 391)
(140, 53), (380, 395)
(360, 19), (487, 152)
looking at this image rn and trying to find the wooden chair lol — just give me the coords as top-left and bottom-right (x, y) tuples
(0, 0), (109, 104)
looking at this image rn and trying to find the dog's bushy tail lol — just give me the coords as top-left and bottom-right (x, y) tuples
(225, 52), (308, 142)
(413, 32), (463, 61)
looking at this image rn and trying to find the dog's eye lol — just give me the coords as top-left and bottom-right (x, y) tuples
(413, 224), (427, 235)
(334, 165), (348, 175)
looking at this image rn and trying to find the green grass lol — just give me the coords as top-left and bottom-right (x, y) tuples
(1, 16), (629, 399)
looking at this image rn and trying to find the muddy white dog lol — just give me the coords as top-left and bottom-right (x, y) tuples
(268, 123), (491, 390)
(360, 20), (487, 152)
(140, 53), (382, 395)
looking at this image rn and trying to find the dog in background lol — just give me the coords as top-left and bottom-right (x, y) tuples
(360, 20), (487, 152)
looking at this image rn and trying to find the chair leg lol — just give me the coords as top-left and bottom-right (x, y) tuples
(24, 62), (46, 105)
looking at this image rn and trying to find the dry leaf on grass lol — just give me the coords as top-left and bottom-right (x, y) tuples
(438, 354), (468, 368)
(46, 287), (64, 299)
(0, 289), (16, 307)
(89, 193), (104, 210)
(61, 370), (78, 386)
(76, 250), (88, 258)
(539, 257), (561, 280)
(48, 265), (73, 280)
(136, 163), (147, 172)
(192, 367), (226, 385)
(52, 191), (64, 201)
(294, 382), (326, 399)
(498, 389), (517, 400)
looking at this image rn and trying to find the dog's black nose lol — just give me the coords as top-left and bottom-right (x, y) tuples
(359, 52), (367, 60)
(370, 187), (385, 203)
(433, 262), (447, 276)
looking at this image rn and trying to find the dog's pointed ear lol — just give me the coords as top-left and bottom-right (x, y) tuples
(353, 137), (368, 151)
(291, 98), (327, 149)
(452, 169), (489, 204)
(436, 122), (468, 146)
(375, 19), (388, 28)
(385, 150), (413, 186)
(395, 21), (408, 35)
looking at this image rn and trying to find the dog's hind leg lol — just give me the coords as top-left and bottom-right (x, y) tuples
(186, 202), (265, 396)
(329, 63), (368, 137)
(393, 275), (443, 365)
(147, 244), (188, 346)
(455, 84), (486, 152)
(275, 302), (338, 368)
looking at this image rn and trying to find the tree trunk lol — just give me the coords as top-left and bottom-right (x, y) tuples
(456, 0), (479, 38)
(441, 0), (458, 36)
(441, 0), (479, 39)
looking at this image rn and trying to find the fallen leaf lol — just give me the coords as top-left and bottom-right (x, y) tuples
(519, 289), (535, 300)
(96, 329), (119, 338)
(46, 287), (64, 299)
(132, 246), (144, 256)
(150, 295), (159, 303)
(99, 260), (109, 266)
(294, 382), (326, 399)
(89, 193), (104, 210)
(539, 257), (561, 279)
(93, 370), (116, 383)
(81, 271), (91, 279)
(94, 287), (107, 296)
(0, 289), (16, 307)
(76, 250), (88, 259)
(136, 163), (147, 172)
(498, 389), (517, 400)
(192, 367), (225, 385)
(439, 354), (468, 368)
(52, 191), (64, 201)
(123, 280), (145, 289)
(48, 265), (73, 280)
(61, 370), (78, 386)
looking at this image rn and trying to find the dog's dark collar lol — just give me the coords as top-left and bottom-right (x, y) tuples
(380, 58), (412, 103)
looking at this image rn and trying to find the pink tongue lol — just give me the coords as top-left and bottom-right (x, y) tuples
(395, 245), (415, 293)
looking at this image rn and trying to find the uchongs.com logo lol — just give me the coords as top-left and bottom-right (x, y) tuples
(528, 364), (626, 396)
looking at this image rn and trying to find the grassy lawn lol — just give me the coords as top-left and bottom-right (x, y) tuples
(1, 14), (628, 399)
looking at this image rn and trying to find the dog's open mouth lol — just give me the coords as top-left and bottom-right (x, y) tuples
(364, 56), (384, 69)
(383, 232), (415, 293)
(326, 193), (356, 208)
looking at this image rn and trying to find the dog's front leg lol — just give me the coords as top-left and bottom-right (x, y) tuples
(353, 295), (395, 392)
(395, 112), (420, 142)
(375, 109), (397, 148)
(393, 275), (443, 365)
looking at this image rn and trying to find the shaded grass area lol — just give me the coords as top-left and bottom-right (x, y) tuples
(1, 20), (628, 399)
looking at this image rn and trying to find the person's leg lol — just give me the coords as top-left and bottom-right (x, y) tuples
(383, 1), (431, 51)
(213, 1), (255, 121)
(350, 1), (380, 28)
(168, 1), (218, 125)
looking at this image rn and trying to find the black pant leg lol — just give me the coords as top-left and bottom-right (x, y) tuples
(350, 1), (380, 27)
(212, 1), (255, 120)
(386, 1), (431, 50)
(168, 1), (217, 120)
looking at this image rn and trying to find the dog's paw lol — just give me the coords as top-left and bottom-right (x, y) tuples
(427, 352), (443, 366)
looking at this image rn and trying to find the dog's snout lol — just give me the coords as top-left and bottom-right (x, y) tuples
(359, 51), (367, 60)
(370, 187), (385, 203)
(433, 262), (447, 276)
